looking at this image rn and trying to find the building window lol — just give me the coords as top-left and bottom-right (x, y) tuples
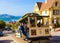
(53, 10), (59, 15)
(55, 2), (58, 6)
(53, 17), (57, 24)
(54, 18), (56, 24)
(36, 8), (39, 11)
(45, 10), (47, 14)
(54, 17), (56, 24)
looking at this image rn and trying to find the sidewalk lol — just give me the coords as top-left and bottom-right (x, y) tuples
(50, 29), (60, 36)
(11, 35), (28, 43)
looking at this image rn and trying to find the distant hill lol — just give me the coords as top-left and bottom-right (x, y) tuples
(0, 14), (21, 22)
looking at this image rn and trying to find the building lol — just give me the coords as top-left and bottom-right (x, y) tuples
(34, 0), (60, 28)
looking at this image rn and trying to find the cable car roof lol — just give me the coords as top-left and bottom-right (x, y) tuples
(18, 13), (49, 22)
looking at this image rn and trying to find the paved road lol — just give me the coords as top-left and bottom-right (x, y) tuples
(0, 30), (16, 43)
(1, 30), (60, 43)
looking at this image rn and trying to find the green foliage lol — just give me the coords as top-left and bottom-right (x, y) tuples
(0, 20), (5, 29)
(55, 22), (60, 28)
(52, 20), (60, 28)
(6, 23), (11, 27)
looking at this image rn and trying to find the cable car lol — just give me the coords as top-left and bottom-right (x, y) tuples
(18, 13), (51, 40)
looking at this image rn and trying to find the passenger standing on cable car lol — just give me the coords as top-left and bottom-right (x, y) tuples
(24, 24), (29, 40)
(19, 23), (25, 38)
(37, 20), (41, 27)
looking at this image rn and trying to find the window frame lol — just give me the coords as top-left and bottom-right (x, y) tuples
(55, 2), (58, 6)
(53, 10), (59, 15)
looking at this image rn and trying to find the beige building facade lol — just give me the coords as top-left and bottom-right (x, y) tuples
(34, 0), (60, 28)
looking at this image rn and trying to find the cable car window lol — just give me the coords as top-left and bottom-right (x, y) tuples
(37, 21), (41, 27)
(37, 17), (42, 27)
(44, 18), (49, 26)
(30, 17), (36, 27)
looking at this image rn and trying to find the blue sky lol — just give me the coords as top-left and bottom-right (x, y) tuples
(0, 0), (44, 16)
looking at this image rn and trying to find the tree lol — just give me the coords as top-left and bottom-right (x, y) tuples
(0, 20), (6, 30)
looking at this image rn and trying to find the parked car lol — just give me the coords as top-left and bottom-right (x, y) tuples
(0, 31), (3, 36)
(4, 26), (12, 31)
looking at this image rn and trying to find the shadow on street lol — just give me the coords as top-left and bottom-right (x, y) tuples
(2, 34), (8, 37)
(0, 40), (13, 43)
(30, 36), (60, 43)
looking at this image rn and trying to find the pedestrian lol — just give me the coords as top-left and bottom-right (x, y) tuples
(53, 24), (56, 32)
(24, 24), (29, 40)
(37, 22), (41, 27)
(19, 23), (22, 38)
(19, 23), (26, 39)
(37, 20), (41, 27)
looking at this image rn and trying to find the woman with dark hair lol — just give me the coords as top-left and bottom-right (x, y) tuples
(19, 23), (25, 38)
(37, 22), (41, 27)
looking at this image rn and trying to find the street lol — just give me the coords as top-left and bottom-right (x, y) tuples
(1, 30), (60, 43)
(0, 30), (16, 43)
(0, 30), (28, 43)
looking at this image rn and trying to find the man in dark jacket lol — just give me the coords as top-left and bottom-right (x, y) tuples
(24, 24), (29, 40)
(19, 23), (25, 38)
